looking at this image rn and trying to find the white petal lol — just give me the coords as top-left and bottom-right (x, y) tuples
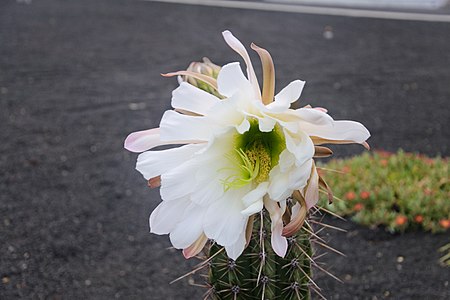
(288, 159), (312, 190)
(190, 168), (225, 207)
(222, 30), (261, 99)
(295, 108), (333, 126)
(258, 116), (277, 132)
(268, 80), (305, 112)
(217, 62), (253, 98)
(136, 144), (204, 180)
(236, 117), (250, 134)
(278, 150), (295, 173)
(160, 159), (199, 201)
(241, 183), (268, 216)
(268, 165), (291, 201)
(225, 230), (246, 260)
(271, 221), (287, 258)
(207, 95), (245, 129)
(298, 111), (370, 144)
(284, 129), (315, 167)
(241, 201), (263, 216)
(124, 128), (163, 153)
(240, 103), (276, 132)
(160, 110), (212, 142)
(203, 189), (249, 246)
(276, 119), (299, 133)
(242, 182), (269, 208)
(149, 198), (190, 235)
(169, 203), (205, 249)
(264, 198), (287, 258)
(172, 82), (220, 115)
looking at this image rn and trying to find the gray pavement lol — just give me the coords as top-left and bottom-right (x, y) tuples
(1, 0), (449, 299)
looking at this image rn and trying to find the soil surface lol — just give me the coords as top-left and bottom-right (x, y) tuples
(1, 0), (449, 299)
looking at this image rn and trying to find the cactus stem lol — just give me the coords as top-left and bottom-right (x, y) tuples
(202, 202), (347, 299)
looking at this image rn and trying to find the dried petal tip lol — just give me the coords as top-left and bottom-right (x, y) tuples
(314, 146), (333, 158)
(251, 43), (275, 105)
(187, 58), (221, 79)
(182, 233), (208, 259)
(161, 71), (218, 90)
(318, 175), (333, 204)
(282, 191), (307, 237)
(148, 176), (161, 189)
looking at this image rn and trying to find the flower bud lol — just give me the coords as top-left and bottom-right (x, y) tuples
(182, 58), (221, 97)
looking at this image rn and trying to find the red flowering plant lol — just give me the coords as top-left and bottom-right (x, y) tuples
(319, 150), (449, 233)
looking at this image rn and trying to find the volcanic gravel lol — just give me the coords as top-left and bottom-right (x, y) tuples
(1, 0), (449, 299)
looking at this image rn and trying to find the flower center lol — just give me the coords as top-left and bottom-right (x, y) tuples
(222, 119), (285, 189)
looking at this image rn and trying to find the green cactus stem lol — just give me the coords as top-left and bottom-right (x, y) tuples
(207, 208), (313, 300)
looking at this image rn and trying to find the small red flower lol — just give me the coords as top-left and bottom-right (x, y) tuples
(353, 203), (364, 212)
(345, 191), (356, 201)
(439, 219), (450, 229)
(426, 159), (434, 165)
(424, 188), (433, 196)
(395, 215), (408, 226)
(414, 215), (423, 223)
(342, 166), (351, 173)
(380, 159), (388, 167)
(377, 150), (392, 158)
(360, 191), (370, 200)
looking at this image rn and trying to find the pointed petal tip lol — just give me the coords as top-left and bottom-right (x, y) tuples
(124, 128), (161, 153)
(182, 234), (208, 259)
(272, 237), (288, 258)
(182, 250), (190, 259)
(363, 141), (371, 150)
(250, 42), (259, 50)
(124, 134), (138, 152)
(222, 29), (231, 36)
(148, 176), (161, 189)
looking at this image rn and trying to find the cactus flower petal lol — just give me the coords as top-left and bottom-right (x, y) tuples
(217, 62), (253, 98)
(303, 163), (320, 209)
(297, 108), (370, 145)
(225, 230), (247, 260)
(203, 188), (249, 247)
(124, 128), (163, 153)
(169, 202), (205, 249)
(251, 43), (275, 105)
(171, 82), (220, 115)
(136, 144), (204, 180)
(222, 30), (261, 99)
(264, 197), (288, 257)
(268, 80), (305, 112)
(149, 197), (190, 235)
(282, 191), (307, 237)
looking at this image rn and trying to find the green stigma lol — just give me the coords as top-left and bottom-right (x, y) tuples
(222, 119), (285, 190)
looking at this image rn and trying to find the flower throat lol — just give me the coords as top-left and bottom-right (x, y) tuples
(223, 120), (285, 189)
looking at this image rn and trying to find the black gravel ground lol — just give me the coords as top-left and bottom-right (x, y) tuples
(1, 0), (449, 299)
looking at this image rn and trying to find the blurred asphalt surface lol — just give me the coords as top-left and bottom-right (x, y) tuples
(0, 0), (449, 299)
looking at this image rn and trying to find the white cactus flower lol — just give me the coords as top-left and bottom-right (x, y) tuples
(125, 30), (370, 260)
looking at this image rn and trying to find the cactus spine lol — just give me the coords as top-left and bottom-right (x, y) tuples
(207, 208), (312, 300)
